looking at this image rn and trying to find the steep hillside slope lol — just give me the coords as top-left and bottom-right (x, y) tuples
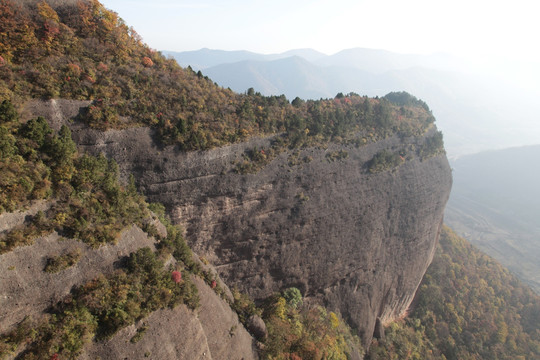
(368, 226), (540, 360)
(0, 213), (257, 360)
(0, 100), (257, 359)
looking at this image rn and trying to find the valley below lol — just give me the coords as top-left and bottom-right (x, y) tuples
(445, 145), (540, 294)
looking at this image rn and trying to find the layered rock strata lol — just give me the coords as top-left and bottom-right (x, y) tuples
(27, 99), (452, 345)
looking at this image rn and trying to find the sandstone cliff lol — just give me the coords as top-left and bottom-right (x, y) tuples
(24, 99), (452, 346)
(80, 276), (257, 360)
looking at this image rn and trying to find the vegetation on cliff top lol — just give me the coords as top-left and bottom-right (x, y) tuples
(1, 0), (438, 152)
(368, 226), (540, 360)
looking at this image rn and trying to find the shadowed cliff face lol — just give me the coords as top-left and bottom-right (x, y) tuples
(27, 99), (452, 346)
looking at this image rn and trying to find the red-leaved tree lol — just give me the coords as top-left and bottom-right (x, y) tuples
(171, 270), (182, 284)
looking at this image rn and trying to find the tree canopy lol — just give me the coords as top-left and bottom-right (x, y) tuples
(368, 226), (540, 360)
(1, 0), (436, 151)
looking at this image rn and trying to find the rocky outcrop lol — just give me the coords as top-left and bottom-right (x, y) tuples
(25, 99), (452, 346)
(246, 315), (268, 341)
(0, 205), (257, 359)
(0, 225), (154, 334)
(81, 277), (257, 360)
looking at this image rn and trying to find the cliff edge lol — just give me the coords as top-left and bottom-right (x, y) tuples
(26, 99), (452, 346)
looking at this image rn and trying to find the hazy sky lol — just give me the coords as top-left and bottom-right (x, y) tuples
(101, 0), (540, 62)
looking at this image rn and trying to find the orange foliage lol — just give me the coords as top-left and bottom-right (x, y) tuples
(97, 62), (108, 72)
(142, 56), (154, 67)
(66, 63), (81, 77)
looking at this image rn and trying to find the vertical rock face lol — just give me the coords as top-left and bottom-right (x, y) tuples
(26, 100), (452, 346)
(163, 140), (450, 346)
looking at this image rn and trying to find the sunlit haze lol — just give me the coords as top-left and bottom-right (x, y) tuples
(101, 0), (540, 156)
(102, 0), (540, 63)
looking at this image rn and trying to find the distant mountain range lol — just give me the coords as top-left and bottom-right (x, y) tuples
(164, 48), (327, 69)
(445, 144), (540, 293)
(163, 48), (540, 157)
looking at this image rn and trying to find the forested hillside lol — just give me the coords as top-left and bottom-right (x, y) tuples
(0, 0), (439, 153)
(368, 226), (540, 360)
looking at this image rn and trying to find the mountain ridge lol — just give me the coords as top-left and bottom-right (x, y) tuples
(0, 0), (453, 358)
(163, 47), (328, 70)
(167, 47), (540, 157)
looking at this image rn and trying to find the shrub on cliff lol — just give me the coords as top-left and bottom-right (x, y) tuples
(44, 249), (82, 273)
(0, 100), (149, 253)
(282, 287), (302, 309)
(171, 270), (182, 283)
(418, 131), (444, 159)
(368, 149), (403, 173)
(261, 290), (363, 359)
